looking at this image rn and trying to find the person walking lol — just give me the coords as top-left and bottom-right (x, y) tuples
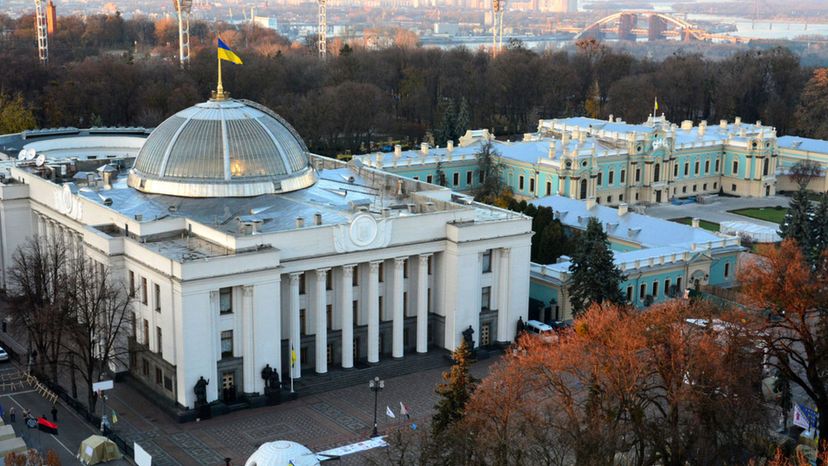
(50, 405), (57, 422)
(9, 406), (15, 422)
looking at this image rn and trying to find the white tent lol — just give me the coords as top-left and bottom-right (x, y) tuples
(719, 221), (781, 243)
(245, 441), (320, 466)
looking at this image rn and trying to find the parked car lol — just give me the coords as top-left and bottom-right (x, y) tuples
(0, 347), (9, 362)
(525, 320), (557, 342)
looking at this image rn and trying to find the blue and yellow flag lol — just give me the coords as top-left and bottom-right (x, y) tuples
(218, 38), (243, 65)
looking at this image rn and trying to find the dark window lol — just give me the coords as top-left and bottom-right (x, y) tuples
(221, 331), (233, 358)
(481, 286), (491, 310)
(453, 172), (459, 186)
(164, 376), (173, 391)
(404, 260), (409, 278)
(141, 277), (148, 305)
(597, 172), (603, 186)
(732, 161), (739, 175)
(763, 158), (769, 176)
(731, 184), (737, 192)
(703, 183), (707, 190)
(664, 279), (671, 296)
(693, 184), (697, 192)
(466, 171), (473, 185)
(724, 262), (730, 278)
(635, 168), (641, 183)
(299, 274), (305, 294)
(653, 164), (660, 182)
(428, 256), (433, 275)
(676, 277), (683, 291)
(300, 309), (306, 335)
(607, 195), (612, 203)
(620, 169), (626, 183)
(219, 287), (232, 314)
(619, 194), (624, 202)
(426, 175), (433, 184)
(715, 159), (720, 172)
(684, 163), (689, 176)
(608, 170), (615, 184)
(694, 161), (700, 175)
(482, 250), (492, 273)
(379, 262), (384, 282)
(546, 181), (552, 196)
(143, 319), (149, 346)
(673, 163), (678, 177)
(652, 281), (658, 298)
(403, 292), (408, 315)
(129, 271), (135, 297)
(713, 182), (718, 189)
(353, 300), (359, 324)
(154, 284), (161, 312)
(326, 269), (332, 290)
(352, 267), (359, 286)
(682, 186), (687, 193)
(519, 175), (525, 191)
(626, 286), (633, 302)
(326, 304), (332, 329)
(529, 177), (535, 193)
(142, 358), (149, 377)
(155, 367), (162, 385)
(639, 284), (646, 299)
(705, 160), (710, 173)
(156, 326), (162, 356)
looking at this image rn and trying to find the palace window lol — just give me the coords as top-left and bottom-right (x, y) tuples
(482, 250), (492, 273)
(732, 161), (739, 175)
(703, 183), (707, 190)
(154, 284), (161, 312)
(619, 194), (624, 202)
(694, 161), (700, 175)
(704, 160), (710, 173)
(639, 284), (646, 300)
(466, 171), (473, 185)
(426, 175), (433, 184)
(763, 158), (769, 176)
(693, 184), (697, 192)
(676, 277), (682, 291)
(664, 279), (671, 296)
(731, 184), (737, 192)
(219, 287), (232, 314)
(674, 163), (678, 177)
(724, 262), (731, 278)
(652, 281), (658, 298)
(713, 182), (718, 190)
(684, 163), (689, 177)
(546, 181), (552, 196)
(481, 287), (491, 311)
(620, 169), (626, 183)
(519, 175), (525, 191)
(221, 331), (233, 358)
(607, 195), (612, 203)
(608, 170), (615, 184)
(635, 168), (641, 183)
(413, 176), (419, 181)
(626, 286), (633, 302)
(453, 172), (460, 186)
(653, 164), (660, 182)
(597, 172), (603, 186)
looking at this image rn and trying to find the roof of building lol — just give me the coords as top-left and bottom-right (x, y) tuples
(244, 440), (320, 466)
(777, 135), (828, 154)
(531, 195), (726, 249)
(128, 98), (315, 198)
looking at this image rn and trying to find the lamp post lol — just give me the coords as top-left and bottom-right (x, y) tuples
(369, 376), (384, 437)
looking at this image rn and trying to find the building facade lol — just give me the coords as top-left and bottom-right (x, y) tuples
(357, 115), (780, 205)
(0, 97), (531, 410)
(526, 196), (742, 323)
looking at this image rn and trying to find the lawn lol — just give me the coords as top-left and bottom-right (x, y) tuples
(669, 217), (720, 232)
(728, 206), (787, 224)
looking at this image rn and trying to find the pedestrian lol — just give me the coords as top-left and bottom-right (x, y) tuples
(50, 405), (57, 422)
(9, 406), (15, 422)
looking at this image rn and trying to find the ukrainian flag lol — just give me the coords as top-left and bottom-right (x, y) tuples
(218, 38), (243, 65)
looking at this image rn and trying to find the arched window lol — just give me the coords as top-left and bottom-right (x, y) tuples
(580, 179), (588, 199)
(763, 158), (769, 176)
(653, 164), (660, 182)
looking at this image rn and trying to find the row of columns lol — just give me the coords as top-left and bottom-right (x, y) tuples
(35, 212), (83, 259)
(287, 254), (433, 377)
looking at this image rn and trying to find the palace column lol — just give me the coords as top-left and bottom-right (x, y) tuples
(496, 248), (511, 343)
(392, 258), (405, 359)
(289, 273), (302, 379)
(367, 261), (380, 363)
(340, 264), (355, 369)
(416, 254), (431, 353)
(242, 285), (256, 394)
(314, 268), (330, 374)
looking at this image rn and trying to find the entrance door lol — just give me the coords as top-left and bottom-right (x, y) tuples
(480, 323), (491, 346)
(765, 185), (770, 196)
(353, 337), (360, 361)
(221, 371), (236, 403)
(579, 179), (588, 199)
(655, 190), (662, 203)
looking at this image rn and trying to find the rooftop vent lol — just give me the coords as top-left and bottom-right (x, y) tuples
(314, 212), (322, 226)
(296, 217), (305, 228)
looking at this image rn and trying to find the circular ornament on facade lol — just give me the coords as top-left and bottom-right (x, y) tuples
(60, 184), (74, 214)
(349, 213), (379, 247)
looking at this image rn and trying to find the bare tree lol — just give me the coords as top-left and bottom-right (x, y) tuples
(62, 258), (131, 412)
(6, 239), (71, 382)
(788, 160), (823, 190)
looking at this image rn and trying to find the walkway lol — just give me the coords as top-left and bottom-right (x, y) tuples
(644, 195), (790, 228)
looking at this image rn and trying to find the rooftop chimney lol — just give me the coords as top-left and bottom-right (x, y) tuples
(548, 140), (557, 159)
(618, 203), (629, 216)
(420, 142), (429, 155)
(585, 197), (596, 210)
(691, 218), (700, 228)
(447, 140), (454, 152)
(314, 212), (322, 225)
(296, 217), (305, 228)
(394, 144), (402, 158)
(734, 116), (742, 126)
(720, 119), (728, 129)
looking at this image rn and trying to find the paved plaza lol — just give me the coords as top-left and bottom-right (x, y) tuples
(101, 357), (497, 466)
(644, 194), (790, 227)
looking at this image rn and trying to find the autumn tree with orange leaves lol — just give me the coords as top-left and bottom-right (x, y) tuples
(456, 301), (768, 466)
(739, 239), (828, 457)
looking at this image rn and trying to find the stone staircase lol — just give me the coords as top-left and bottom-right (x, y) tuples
(291, 349), (456, 397)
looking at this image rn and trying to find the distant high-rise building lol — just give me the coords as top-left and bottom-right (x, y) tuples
(46, 0), (57, 35)
(539, 0), (576, 13)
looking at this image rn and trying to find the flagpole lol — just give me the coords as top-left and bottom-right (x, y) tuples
(216, 46), (225, 100)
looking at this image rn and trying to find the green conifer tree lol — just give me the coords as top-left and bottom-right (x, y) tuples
(779, 187), (813, 254)
(568, 217), (625, 316)
(809, 193), (828, 264)
(432, 339), (476, 436)
(454, 98), (471, 139)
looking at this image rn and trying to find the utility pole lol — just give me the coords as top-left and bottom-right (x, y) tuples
(318, 0), (327, 59)
(173, 0), (193, 69)
(34, 0), (48, 65)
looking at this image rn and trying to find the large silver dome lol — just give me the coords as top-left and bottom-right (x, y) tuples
(128, 98), (316, 197)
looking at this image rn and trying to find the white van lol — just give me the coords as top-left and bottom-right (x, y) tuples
(525, 320), (556, 340)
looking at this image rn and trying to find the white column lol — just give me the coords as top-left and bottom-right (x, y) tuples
(314, 268), (329, 374)
(242, 285), (256, 394)
(289, 273), (302, 380)
(392, 258), (405, 359)
(252, 279), (281, 389)
(340, 264), (355, 369)
(497, 248), (511, 343)
(416, 254), (430, 353)
(367, 261), (380, 363)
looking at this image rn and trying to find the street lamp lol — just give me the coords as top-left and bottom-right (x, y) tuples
(369, 376), (384, 437)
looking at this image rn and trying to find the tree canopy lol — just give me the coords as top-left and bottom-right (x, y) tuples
(568, 217), (625, 315)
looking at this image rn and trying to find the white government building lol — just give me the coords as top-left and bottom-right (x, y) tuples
(0, 96), (531, 410)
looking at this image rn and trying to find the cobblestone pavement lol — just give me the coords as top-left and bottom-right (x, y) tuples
(105, 357), (498, 466)
(644, 194), (790, 227)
